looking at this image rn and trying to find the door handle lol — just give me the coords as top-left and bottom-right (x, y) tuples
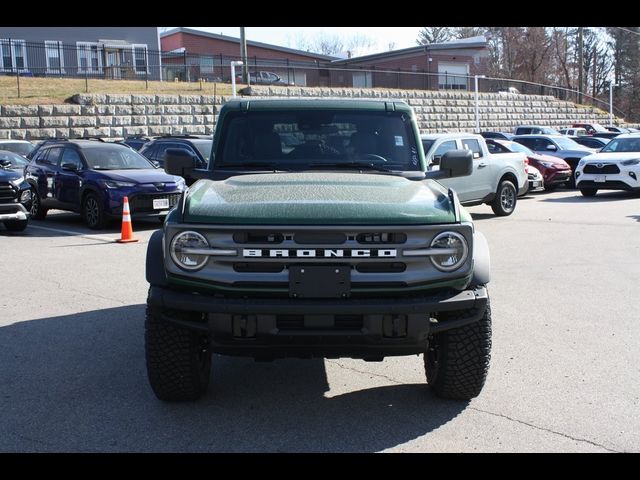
(478, 163), (488, 168)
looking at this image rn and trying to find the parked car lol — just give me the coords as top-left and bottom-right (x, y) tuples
(118, 135), (154, 151)
(575, 133), (640, 196)
(558, 127), (587, 137)
(0, 140), (35, 158)
(486, 139), (572, 191)
(24, 139), (186, 229)
(421, 133), (528, 216)
(0, 150), (31, 231)
(605, 126), (630, 134)
(514, 125), (560, 135)
(25, 139), (62, 160)
(526, 164), (544, 192)
(572, 136), (610, 151)
(480, 132), (515, 140)
(571, 122), (609, 135)
(139, 134), (212, 169)
(512, 134), (595, 187)
(591, 132), (621, 140)
(237, 71), (294, 86)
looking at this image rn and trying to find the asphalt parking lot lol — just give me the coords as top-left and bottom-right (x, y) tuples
(1, 188), (639, 452)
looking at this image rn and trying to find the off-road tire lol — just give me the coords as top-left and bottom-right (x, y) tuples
(145, 305), (212, 402)
(30, 189), (47, 220)
(490, 180), (517, 216)
(4, 220), (28, 232)
(580, 188), (598, 197)
(425, 296), (492, 400)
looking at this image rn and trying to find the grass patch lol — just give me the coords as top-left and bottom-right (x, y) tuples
(0, 76), (235, 105)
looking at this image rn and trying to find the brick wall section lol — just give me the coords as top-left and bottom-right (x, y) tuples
(0, 87), (634, 140)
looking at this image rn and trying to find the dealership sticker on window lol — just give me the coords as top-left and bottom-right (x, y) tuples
(395, 136), (404, 146)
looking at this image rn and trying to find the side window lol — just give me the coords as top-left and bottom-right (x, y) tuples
(486, 141), (508, 154)
(46, 147), (63, 167)
(517, 127), (531, 135)
(516, 138), (537, 150)
(461, 138), (483, 158)
(538, 139), (553, 150)
(431, 140), (457, 165)
(141, 144), (157, 161)
(35, 148), (50, 164)
(61, 148), (84, 169)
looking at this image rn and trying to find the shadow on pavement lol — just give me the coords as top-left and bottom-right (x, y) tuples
(0, 305), (467, 453)
(541, 191), (640, 203)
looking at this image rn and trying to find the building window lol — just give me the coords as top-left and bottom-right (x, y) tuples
(353, 71), (372, 88)
(132, 44), (148, 74)
(0, 39), (27, 72)
(45, 41), (65, 74)
(77, 42), (102, 74)
(438, 62), (469, 90)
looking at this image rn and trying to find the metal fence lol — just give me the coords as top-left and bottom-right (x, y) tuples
(0, 39), (624, 117)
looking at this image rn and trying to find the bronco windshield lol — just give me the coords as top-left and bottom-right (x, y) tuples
(216, 110), (421, 171)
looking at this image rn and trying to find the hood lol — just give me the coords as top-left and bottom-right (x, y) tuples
(95, 169), (182, 184)
(581, 152), (640, 163)
(0, 166), (23, 181)
(530, 154), (570, 169)
(183, 172), (456, 225)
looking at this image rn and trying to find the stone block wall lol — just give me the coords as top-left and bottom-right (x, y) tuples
(0, 87), (633, 141)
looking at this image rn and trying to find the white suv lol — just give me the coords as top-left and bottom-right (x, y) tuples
(575, 133), (640, 196)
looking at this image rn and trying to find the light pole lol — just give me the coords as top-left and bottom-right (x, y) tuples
(230, 61), (243, 98)
(609, 81), (619, 126)
(475, 75), (486, 133)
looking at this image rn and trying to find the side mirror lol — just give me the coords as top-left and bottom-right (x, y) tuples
(0, 159), (10, 167)
(151, 160), (160, 168)
(546, 144), (557, 151)
(432, 154), (442, 166)
(61, 162), (78, 171)
(165, 148), (197, 177)
(425, 150), (472, 179)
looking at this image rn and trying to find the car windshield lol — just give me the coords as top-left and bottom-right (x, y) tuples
(0, 142), (34, 156)
(600, 137), (640, 153)
(553, 137), (585, 150)
(217, 110), (421, 171)
(504, 141), (533, 156)
(591, 123), (609, 133)
(83, 146), (156, 170)
(190, 139), (213, 162)
(0, 150), (28, 168)
(541, 127), (560, 135)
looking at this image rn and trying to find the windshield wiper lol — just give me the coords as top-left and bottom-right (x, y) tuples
(308, 162), (395, 173)
(217, 162), (292, 171)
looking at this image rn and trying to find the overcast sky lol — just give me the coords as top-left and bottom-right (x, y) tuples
(172, 27), (424, 56)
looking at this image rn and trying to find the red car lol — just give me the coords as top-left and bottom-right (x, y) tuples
(486, 139), (573, 190)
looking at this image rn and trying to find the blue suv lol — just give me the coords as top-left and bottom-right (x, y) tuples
(25, 139), (185, 229)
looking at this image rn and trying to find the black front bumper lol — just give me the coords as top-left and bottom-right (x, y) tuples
(147, 285), (489, 358)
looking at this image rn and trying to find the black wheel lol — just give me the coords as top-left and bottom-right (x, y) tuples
(425, 296), (492, 400)
(3, 220), (28, 232)
(580, 188), (598, 197)
(158, 215), (166, 225)
(544, 183), (558, 192)
(145, 305), (211, 402)
(82, 193), (106, 230)
(490, 180), (517, 216)
(30, 189), (48, 220)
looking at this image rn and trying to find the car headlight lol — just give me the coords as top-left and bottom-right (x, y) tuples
(175, 178), (186, 190)
(170, 231), (209, 271)
(539, 161), (555, 168)
(621, 159), (640, 166)
(578, 160), (586, 167)
(429, 231), (468, 272)
(99, 180), (136, 189)
(9, 176), (24, 187)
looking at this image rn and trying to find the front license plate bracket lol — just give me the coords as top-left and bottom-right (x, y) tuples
(289, 266), (351, 298)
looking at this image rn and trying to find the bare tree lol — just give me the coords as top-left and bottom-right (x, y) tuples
(417, 27), (455, 45)
(295, 32), (376, 57)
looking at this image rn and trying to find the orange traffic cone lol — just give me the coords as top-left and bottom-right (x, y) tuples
(116, 196), (138, 243)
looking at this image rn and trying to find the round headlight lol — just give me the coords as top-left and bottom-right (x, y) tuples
(430, 231), (468, 272)
(170, 231), (209, 271)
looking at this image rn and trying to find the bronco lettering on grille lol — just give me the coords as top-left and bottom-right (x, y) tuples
(242, 249), (397, 258)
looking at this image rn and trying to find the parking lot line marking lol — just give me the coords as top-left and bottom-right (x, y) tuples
(27, 224), (117, 243)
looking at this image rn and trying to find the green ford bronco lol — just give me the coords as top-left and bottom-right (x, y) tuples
(145, 99), (492, 401)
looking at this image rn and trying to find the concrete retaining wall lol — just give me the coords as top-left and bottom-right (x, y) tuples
(0, 87), (631, 140)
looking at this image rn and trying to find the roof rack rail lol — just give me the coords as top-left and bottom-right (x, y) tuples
(76, 136), (106, 142)
(157, 134), (209, 139)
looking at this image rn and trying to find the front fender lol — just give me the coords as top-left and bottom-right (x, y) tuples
(471, 231), (491, 286)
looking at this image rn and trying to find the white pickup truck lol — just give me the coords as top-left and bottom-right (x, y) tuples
(421, 133), (528, 216)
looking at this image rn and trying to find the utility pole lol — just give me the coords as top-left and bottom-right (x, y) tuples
(592, 49), (597, 100)
(578, 27), (583, 104)
(240, 27), (248, 83)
